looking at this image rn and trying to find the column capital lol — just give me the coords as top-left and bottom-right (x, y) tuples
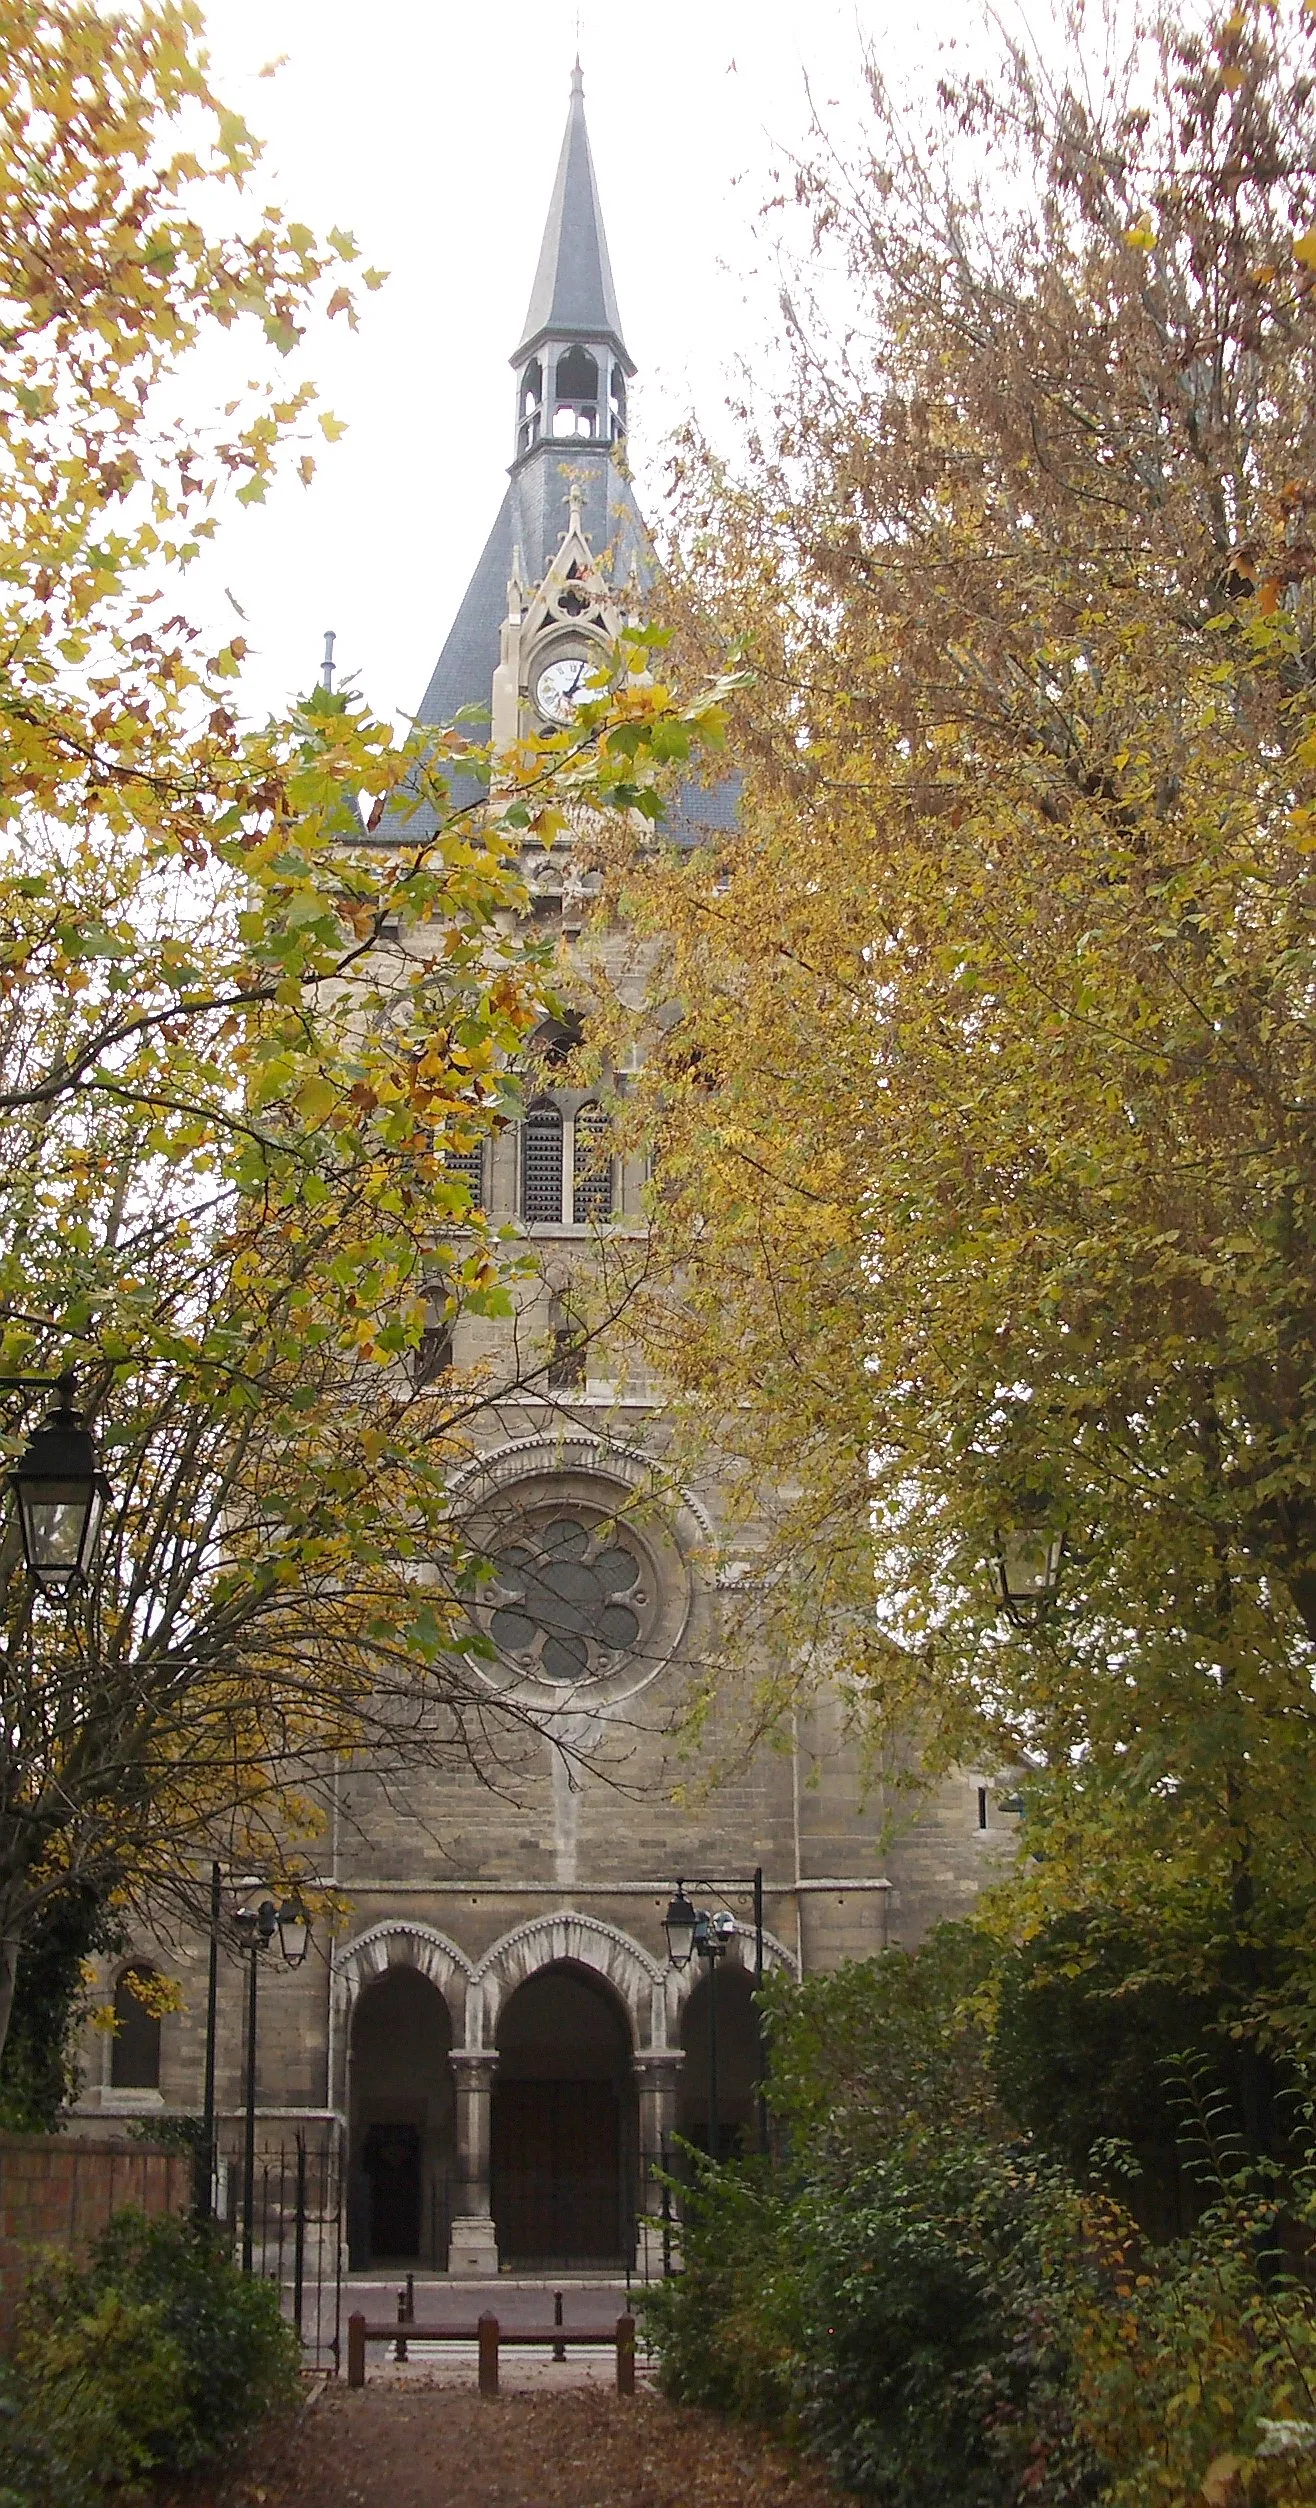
(449, 2048), (499, 2078)
(633, 2047), (684, 2076)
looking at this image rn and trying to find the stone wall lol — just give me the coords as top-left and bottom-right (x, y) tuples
(0, 2131), (192, 2351)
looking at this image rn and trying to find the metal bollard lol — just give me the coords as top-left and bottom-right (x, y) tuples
(552, 2287), (566, 2362)
(478, 2309), (499, 2396)
(616, 2311), (636, 2397)
(347, 2311), (366, 2389)
(394, 2289), (408, 2363)
(405, 2271), (415, 2323)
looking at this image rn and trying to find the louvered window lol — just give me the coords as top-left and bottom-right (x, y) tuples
(522, 1101), (563, 1224)
(445, 1144), (484, 1211)
(573, 1102), (613, 1223)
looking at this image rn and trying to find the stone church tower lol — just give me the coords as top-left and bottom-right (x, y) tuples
(72, 68), (1008, 2278)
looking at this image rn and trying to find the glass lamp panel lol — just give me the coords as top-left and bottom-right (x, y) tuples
(20, 1481), (96, 1587)
(277, 1899), (311, 1967)
(1000, 1530), (1062, 1600)
(664, 1889), (697, 1968)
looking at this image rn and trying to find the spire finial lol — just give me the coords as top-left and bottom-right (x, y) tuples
(571, 53), (583, 98)
(320, 629), (336, 694)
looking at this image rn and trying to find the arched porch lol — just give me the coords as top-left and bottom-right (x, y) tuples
(491, 1960), (637, 2265)
(347, 1963), (454, 2269)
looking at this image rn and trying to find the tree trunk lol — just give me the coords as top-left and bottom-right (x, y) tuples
(0, 1925), (22, 2072)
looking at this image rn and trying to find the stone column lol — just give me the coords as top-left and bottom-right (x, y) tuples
(447, 2050), (499, 2277)
(634, 2047), (683, 2277)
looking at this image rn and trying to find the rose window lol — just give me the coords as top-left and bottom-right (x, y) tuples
(488, 1516), (645, 1686)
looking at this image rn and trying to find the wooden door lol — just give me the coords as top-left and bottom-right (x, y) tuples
(492, 2080), (621, 2260)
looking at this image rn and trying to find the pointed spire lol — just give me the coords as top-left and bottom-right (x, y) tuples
(513, 62), (633, 373)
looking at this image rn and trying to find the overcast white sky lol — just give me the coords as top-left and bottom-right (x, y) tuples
(184, 0), (966, 729)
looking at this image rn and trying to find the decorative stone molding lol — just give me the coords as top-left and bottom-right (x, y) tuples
(473, 1908), (666, 2048)
(333, 1918), (474, 2036)
(448, 1430), (717, 1550)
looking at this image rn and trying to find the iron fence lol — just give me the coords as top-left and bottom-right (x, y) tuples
(224, 2132), (343, 2373)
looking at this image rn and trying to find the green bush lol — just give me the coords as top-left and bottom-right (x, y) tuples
(643, 2139), (1106, 2508)
(1064, 2169), (1316, 2508)
(0, 2209), (299, 2507)
(644, 1940), (1316, 2508)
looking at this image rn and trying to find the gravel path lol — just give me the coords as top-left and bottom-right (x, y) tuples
(184, 2385), (848, 2508)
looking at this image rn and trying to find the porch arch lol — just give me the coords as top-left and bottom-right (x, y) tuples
(335, 1919), (473, 2041)
(474, 1910), (664, 2048)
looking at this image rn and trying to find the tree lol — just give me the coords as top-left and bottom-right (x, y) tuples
(0, 0), (729, 2065)
(620, 0), (1316, 2045)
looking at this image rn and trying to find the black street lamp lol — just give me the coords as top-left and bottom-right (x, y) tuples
(662, 1882), (698, 1970)
(996, 1528), (1064, 1628)
(3, 1371), (110, 1597)
(663, 1874), (766, 2165)
(234, 1891), (313, 2273)
(276, 1890), (311, 1968)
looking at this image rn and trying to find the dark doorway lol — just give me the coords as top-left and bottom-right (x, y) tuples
(348, 1965), (453, 2268)
(361, 2120), (421, 2256)
(492, 1963), (635, 2265)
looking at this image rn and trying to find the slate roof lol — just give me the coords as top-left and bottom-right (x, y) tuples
(415, 447), (650, 743)
(514, 61), (633, 373)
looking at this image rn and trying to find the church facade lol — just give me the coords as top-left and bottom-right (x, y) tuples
(72, 69), (1010, 2278)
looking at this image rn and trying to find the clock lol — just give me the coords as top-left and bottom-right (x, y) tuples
(533, 653), (594, 725)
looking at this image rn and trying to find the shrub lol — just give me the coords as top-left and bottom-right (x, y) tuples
(1068, 2179), (1316, 2508)
(643, 2138), (1106, 2508)
(641, 2158), (803, 2425)
(647, 1937), (1316, 2508)
(0, 2209), (299, 2506)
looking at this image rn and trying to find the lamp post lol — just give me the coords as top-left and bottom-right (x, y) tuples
(3, 1370), (110, 1596)
(663, 1875), (765, 2165)
(199, 1861), (221, 2224)
(996, 1528), (1064, 1628)
(233, 1890), (312, 2272)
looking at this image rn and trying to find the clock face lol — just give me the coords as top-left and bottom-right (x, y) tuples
(534, 654), (594, 725)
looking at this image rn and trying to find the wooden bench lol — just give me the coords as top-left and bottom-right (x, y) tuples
(345, 2309), (638, 2395)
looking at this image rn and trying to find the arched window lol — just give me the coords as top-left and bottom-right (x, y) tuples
(111, 1964), (161, 2091)
(522, 1100), (563, 1225)
(415, 1323), (453, 1387)
(546, 1292), (585, 1392)
(573, 1102), (613, 1224)
(530, 1012), (584, 1071)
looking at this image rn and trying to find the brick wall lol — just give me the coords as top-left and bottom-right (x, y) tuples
(0, 2132), (192, 2351)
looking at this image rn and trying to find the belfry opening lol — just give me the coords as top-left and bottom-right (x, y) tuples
(491, 1963), (637, 2266)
